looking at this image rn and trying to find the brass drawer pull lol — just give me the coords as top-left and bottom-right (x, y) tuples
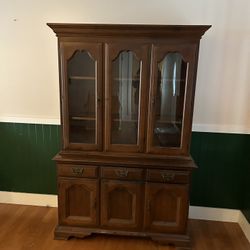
(115, 169), (128, 178)
(72, 167), (84, 176)
(161, 172), (175, 182)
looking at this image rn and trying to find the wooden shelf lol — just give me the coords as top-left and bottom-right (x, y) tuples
(69, 76), (95, 80)
(111, 119), (181, 124)
(112, 119), (137, 122)
(71, 116), (96, 121)
(160, 78), (185, 81)
(113, 77), (140, 81)
(69, 76), (140, 81)
(155, 120), (182, 124)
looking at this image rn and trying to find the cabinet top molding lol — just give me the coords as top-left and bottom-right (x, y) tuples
(47, 23), (211, 39)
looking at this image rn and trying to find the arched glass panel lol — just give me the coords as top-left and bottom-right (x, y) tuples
(111, 51), (141, 145)
(153, 53), (187, 148)
(67, 51), (96, 144)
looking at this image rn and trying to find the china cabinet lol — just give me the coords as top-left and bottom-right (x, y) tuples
(48, 23), (210, 249)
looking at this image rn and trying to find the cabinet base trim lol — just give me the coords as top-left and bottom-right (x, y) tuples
(55, 225), (191, 247)
(55, 225), (92, 240)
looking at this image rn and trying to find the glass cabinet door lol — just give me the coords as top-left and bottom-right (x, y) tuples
(147, 44), (197, 155)
(105, 44), (149, 152)
(61, 43), (102, 150)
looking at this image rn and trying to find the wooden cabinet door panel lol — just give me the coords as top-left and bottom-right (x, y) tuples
(101, 180), (143, 230)
(58, 177), (99, 227)
(144, 183), (189, 234)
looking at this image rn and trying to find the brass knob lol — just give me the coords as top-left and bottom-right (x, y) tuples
(72, 167), (84, 176)
(161, 171), (175, 182)
(115, 169), (128, 178)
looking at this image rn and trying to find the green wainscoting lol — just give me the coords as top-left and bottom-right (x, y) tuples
(190, 132), (250, 222)
(0, 122), (249, 221)
(190, 132), (248, 208)
(242, 136), (250, 222)
(0, 123), (60, 194)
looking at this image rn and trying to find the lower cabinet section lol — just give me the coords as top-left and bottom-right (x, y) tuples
(101, 180), (143, 230)
(144, 183), (189, 233)
(58, 177), (99, 227)
(56, 165), (190, 246)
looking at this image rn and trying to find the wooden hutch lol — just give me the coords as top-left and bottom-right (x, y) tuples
(48, 23), (210, 249)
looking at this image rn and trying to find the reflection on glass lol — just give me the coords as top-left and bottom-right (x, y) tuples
(153, 53), (187, 148)
(111, 51), (141, 145)
(67, 50), (96, 144)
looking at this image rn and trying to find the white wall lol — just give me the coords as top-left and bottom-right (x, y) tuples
(0, 0), (250, 133)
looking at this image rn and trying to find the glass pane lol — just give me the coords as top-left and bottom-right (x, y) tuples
(153, 53), (187, 148)
(111, 51), (141, 145)
(67, 51), (96, 144)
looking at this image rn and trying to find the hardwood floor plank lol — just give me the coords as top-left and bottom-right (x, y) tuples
(0, 204), (249, 250)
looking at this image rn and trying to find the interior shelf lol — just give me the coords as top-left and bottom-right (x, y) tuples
(113, 77), (140, 81)
(112, 119), (137, 122)
(111, 119), (182, 124)
(69, 76), (95, 80)
(69, 76), (140, 81)
(155, 120), (182, 124)
(71, 116), (96, 121)
(160, 78), (185, 82)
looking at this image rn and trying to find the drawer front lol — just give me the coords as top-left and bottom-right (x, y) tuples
(101, 167), (144, 181)
(58, 164), (98, 178)
(147, 169), (189, 184)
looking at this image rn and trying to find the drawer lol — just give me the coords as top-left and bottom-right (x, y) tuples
(101, 167), (144, 181)
(57, 164), (98, 178)
(147, 169), (189, 184)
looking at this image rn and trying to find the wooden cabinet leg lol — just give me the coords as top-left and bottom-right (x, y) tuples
(54, 225), (92, 240)
(54, 233), (70, 240)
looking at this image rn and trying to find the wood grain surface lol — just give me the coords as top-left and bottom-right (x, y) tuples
(0, 203), (249, 250)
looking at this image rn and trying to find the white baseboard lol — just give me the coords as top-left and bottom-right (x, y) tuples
(189, 205), (240, 222)
(0, 191), (249, 242)
(0, 191), (58, 207)
(238, 211), (250, 242)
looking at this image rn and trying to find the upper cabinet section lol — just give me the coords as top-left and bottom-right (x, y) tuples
(48, 23), (210, 155)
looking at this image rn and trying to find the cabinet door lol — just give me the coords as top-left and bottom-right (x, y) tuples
(105, 43), (150, 152)
(60, 42), (103, 151)
(58, 178), (99, 227)
(101, 180), (143, 230)
(147, 44), (198, 155)
(144, 183), (189, 234)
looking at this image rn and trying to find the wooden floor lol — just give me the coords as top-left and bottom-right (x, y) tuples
(0, 204), (249, 250)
